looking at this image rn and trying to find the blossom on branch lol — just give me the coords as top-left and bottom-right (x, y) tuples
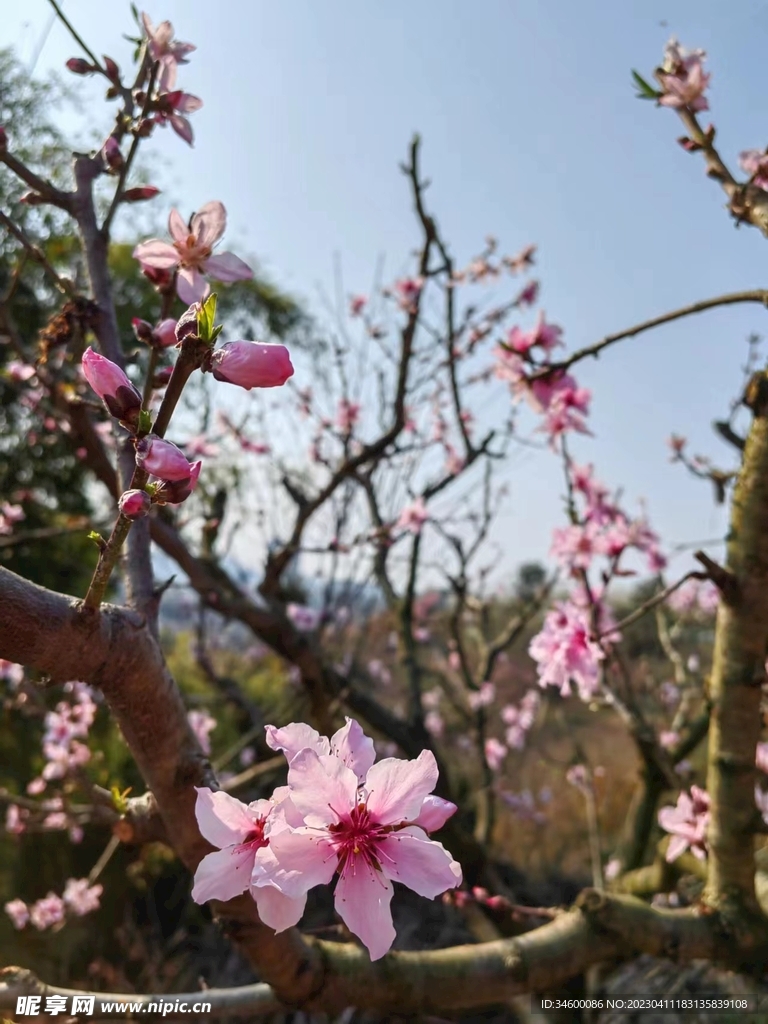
(658, 39), (710, 112)
(210, 341), (294, 390)
(133, 202), (253, 305)
(658, 785), (710, 861)
(81, 348), (143, 428)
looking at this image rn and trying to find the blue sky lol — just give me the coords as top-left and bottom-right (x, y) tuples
(6, 0), (768, 581)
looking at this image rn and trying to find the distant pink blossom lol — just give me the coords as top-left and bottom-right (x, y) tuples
(484, 737), (508, 772)
(424, 710), (444, 738)
(63, 878), (103, 916)
(152, 59), (203, 145)
(29, 893), (66, 930)
(468, 681), (496, 711)
(393, 277), (423, 313)
(133, 202), (253, 305)
(505, 312), (562, 355)
(188, 709), (217, 755)
(397, 497), (428, 535)
(740, 149), (768, 191)
(658, 785), (710, 861)
(336, 398), (361, 433)
(286, 604), (321, 632)
(4, 899), (29, 929)
(349, 295), (367, 317)
(756, 742), (768, 775)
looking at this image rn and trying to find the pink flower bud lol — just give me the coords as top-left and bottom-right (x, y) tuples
(209, 341), (294, 390)
(176, 303), (201, 343)
(102, 55), (120, 81)
(142, 265), (174, 290)
(132, 318), (154, 343)
(66, 57), (96, 75)
(122, 185), (161, 202)
(20, 191), (44, 206)
(135, 436), (194, 481)
(153, 367), (174, 387)
(81, 347), (142, 426)
(118, 489), (152, 520)
(155, 461), (202, 504)
(153, 318), (178, 347)
(101, 136), (124, 171)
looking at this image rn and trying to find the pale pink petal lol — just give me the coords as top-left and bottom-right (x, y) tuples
(191, 846), (254, 903)
(412, 795), (457, 833)
(175, 93), (203, 114)
(334, 861), (395, 961)
(168, 208), (188, 243)
(191, 201), (227, 248)
(329, 718), (376, 782)
(158, 59), (177, 93)
(177, 265), (209, 305)
(195, 787), (254, 847)
(265, 722), (330, 762)
(204, 251), (253, 283)
(266, 827), (338, 897)
(365, 750), (439, 825)
(286, 748), (358, 827)
(253, 883), (306, 932)
(133, 239), (179, 269)
(665, 834), (689, 862)
(378, 827), (462, 897)
(170, 115), (194, 146)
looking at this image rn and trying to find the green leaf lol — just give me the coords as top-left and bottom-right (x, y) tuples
(87, 530), (105, 548)
(631, 69), (661, 101)
(137, 408), (153, 436)
(211, 324), (224, 343)
(197, 292), (218, 343)
(111, 784), (132, 814)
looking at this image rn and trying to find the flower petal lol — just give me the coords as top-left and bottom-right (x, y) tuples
(378, 826), (462, 897)
(329, 718), (376, 783)
(411, 795), (457, 833)
(266, 827), (337, 898)
(133, 239), (179, 269)
(191, 201), (227, 248)
(334, 861), (395, 961)
(170, 115), (194, 146)
(286, 748), (358, 827)
(364, 749), (439, 825)
(177, 265), (209, 305)
(204, 251), (253, 283)
(191, 845), (254, 903)
(665, 834), (689, 863)
(195, 787), (256, 847)
(265, 722), (330, 763)
(253, 883), (306, 932)
(168, 208), (188, 243)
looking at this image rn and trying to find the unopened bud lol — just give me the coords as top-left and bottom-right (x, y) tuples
(153, 319), (178, 348)
(153, 367), (174, 388)
(81, 347), (143, 428)
(103, 55), (120, 82)
(132, 319), (154, 344)
(118, 489), (152, 520)
(122, 185), (161, 203)
(153, 462), (202, 505)
(142, 265), (173, 291)
(175, 303), (201, 343)
(0, 126), (7, 150)
(20, 192), (44, 206)
(66, 57), (97, 75)
(677, 136), (701, 153)
(101, 136), (124, 172)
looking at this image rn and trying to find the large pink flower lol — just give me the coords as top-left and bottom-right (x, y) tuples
(133, 202), (253, 305)
(191, 788), (306, 932)
(267, 746), (461, 960)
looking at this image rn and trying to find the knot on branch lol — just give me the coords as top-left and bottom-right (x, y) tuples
(743, 371), (768, 416)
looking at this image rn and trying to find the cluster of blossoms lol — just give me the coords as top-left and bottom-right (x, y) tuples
(666, 577), (720, 617)
(0, 500), (25, 536)
(5, 877), (103, 931)
(27, 683), (98, 793)
(658, 785), (710, 862)
(494, 311), (590, 444)
(529, 593), (619, 702)
(81, 299), (293, 519)
(192, 718), (462, 960)
(499, 786), (551, 825)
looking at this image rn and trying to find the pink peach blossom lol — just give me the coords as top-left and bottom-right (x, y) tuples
(267, 747), (461, 960)
(133, 202), (252, 305)
(658, 785), (710, 862)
